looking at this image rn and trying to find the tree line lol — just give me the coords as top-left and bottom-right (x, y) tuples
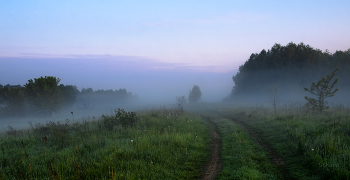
(77, 87), (137, 104)
(227, 42), (350, 102)
(0, 76), (137, 117)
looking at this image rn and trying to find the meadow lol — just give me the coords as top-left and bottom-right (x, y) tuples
(1, 103), (350, 179)
(208, 103), (350, 180)
(0, 108), (210, 179)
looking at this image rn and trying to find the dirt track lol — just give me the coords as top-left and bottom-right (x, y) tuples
(229, 118), (296, 180)
(201, 117), (222, 180)
(199, 112), (295, 180)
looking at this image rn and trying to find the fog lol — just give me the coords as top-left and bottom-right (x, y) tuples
(0, 56), (236, 133)
(229, 71), (350, 107)
(0, 56), (235, 103)
(2, 56), (350, 134)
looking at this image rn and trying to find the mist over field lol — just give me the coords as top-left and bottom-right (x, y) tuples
(2, 1), (350, 179)
(0, 56), (235, 103)
(0, 56), (236, 132)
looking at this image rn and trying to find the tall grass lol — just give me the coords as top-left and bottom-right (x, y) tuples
(0, 108), (210, 179)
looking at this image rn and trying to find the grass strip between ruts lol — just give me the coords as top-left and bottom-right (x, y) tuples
(215, 118), (281, 180)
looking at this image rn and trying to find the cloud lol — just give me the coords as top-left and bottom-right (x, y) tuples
(0, 54), (235, 73)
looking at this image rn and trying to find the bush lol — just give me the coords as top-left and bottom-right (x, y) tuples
(103, 109), (138, 130)
(176, 95), (186, 108)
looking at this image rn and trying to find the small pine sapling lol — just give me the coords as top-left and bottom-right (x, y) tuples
(304, 67), (340, 112)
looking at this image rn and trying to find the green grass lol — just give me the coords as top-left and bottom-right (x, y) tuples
(0, 109), (210, 179)
(216, 106), (350, 180)
(213, 117), (280, 180)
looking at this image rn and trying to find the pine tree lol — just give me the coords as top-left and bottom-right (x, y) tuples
(304, 67), (340, 112)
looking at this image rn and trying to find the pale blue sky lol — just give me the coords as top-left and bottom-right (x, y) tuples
(1, 0), (349, 68)
(0, 1), (349, 102)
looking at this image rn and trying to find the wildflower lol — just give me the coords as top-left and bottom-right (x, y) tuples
(151, 161), (153, 163)
(131, 140), (133, 143)
(311, 148), (314, 151)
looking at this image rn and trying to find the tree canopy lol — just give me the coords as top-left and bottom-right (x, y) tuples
(229, 42), (350, 102)
(0, 76), (138, 117)
(25, 76), (63, 117)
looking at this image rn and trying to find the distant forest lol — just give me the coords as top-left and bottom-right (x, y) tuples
(227, 42), (350, 102)
(0, 77), (137, 117)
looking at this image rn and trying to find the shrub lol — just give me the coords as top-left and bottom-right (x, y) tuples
(103, 109), (138, 130)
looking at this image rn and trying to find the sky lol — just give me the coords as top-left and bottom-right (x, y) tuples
(0, 0), (350, 103)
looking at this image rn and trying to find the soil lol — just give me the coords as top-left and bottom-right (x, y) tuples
(201, 117), (222, 180)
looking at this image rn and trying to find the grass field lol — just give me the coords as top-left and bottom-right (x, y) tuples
(211, 104), (350, 180)
(0, 108), (210, 179)
(2, 103), (350, 179)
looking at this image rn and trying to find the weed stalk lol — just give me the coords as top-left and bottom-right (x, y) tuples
(1, 146), (4, 160)
(49, 162), (55, 180)
(21, 139), (32, 170)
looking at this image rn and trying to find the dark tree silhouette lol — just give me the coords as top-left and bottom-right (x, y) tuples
(189, 85), (202, 103)
(229, 42), (350, 101)
(0, 86), (27, 116)
(25, 76), (63, 117)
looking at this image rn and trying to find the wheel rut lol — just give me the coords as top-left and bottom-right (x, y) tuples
(199, 112), (295, 180)
(200, 116), (222, 180)
(229, 118), (296, 180)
